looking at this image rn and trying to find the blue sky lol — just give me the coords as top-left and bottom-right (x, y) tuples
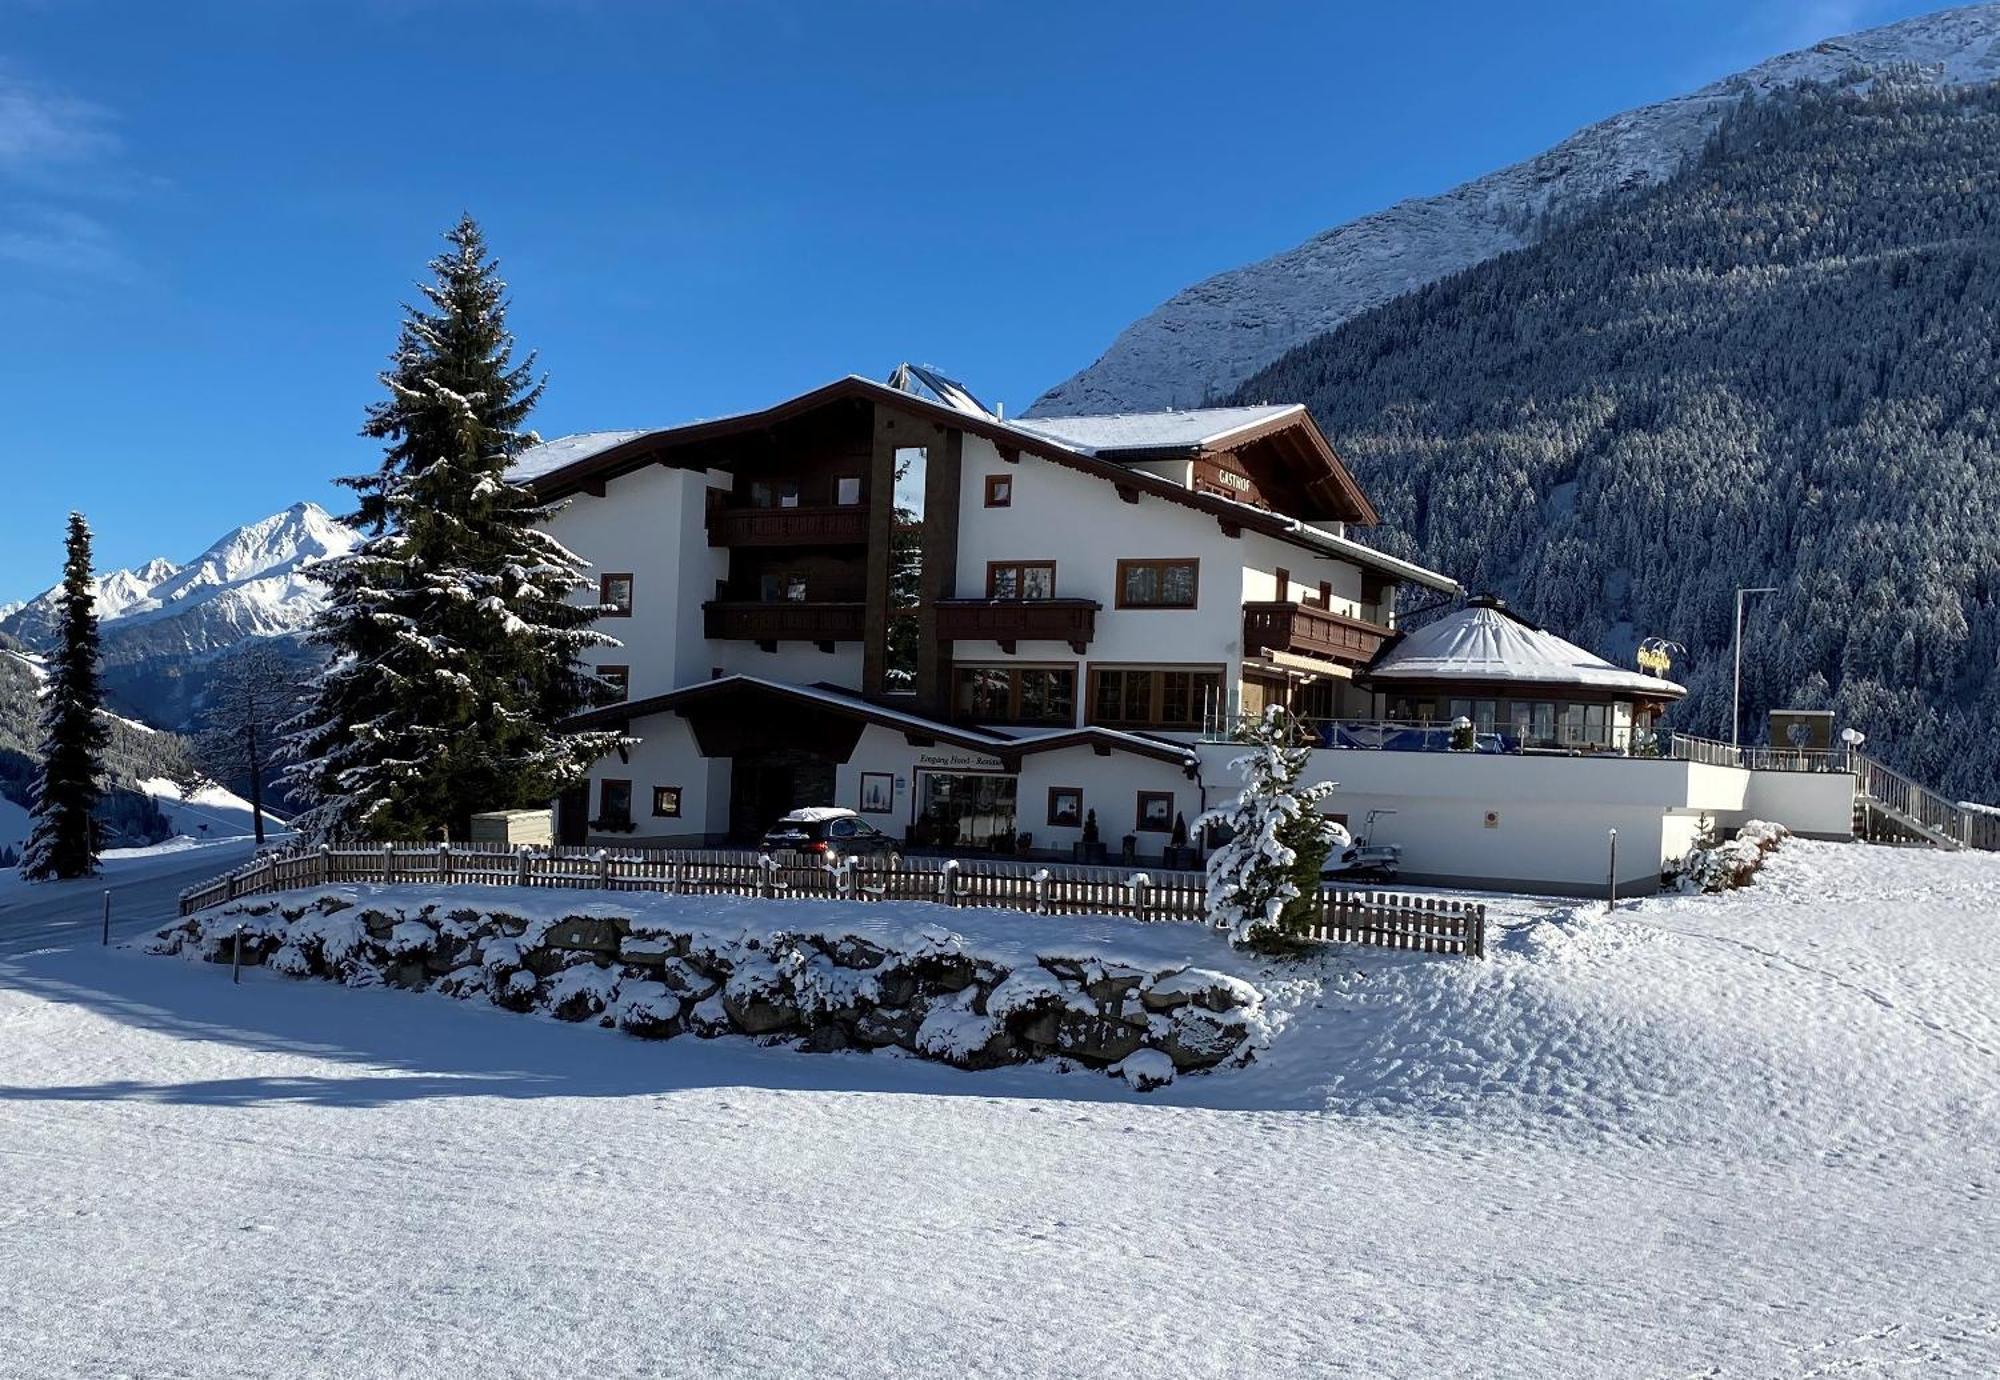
(0, 0), (1952, 594)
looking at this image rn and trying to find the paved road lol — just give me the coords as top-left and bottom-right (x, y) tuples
(0, 841), (256, 959)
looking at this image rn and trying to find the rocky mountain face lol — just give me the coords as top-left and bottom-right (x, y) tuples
(1, 502), (358, 732)
(1027, 3), (2000, 417)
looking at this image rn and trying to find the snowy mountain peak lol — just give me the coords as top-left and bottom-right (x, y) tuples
(0, 502), (360, 659)
(1027, 1), (2000, 416)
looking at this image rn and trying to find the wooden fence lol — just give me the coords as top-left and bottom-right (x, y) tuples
(177, 842), (1485, 958)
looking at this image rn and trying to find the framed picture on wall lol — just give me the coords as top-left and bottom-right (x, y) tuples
(859, 772), (895, 815)
(1136, 790), (1175, 833)
(1046, 786), (1082, 828)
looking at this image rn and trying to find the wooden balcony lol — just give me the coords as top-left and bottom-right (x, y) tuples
(704, 600), (866, 650)
(1242, 601), (1393, 667)
(706, 504), (869, 548)
(934, 598), (1100, 654)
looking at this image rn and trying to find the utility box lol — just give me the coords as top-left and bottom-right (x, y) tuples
(467, 809), (554, 846)
(1768, 709), (1834, 752)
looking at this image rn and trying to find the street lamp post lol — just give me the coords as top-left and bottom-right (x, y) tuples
(1732, 586), (1779, 749)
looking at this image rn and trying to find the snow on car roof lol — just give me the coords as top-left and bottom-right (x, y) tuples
(775, 807), (859, 823)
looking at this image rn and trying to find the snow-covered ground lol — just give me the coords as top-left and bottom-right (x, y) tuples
(134, 775), (272, 841)
(0, 840), (1994, 1376)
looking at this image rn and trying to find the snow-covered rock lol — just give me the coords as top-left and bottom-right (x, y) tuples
(1028, 4), (2000, 416)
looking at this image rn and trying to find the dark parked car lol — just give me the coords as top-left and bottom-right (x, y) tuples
(759, 807), (896, 861)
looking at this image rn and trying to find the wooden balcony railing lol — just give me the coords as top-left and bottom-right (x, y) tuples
(706, 504), (869, 547)
(703, 600), (866, 648)
(934, 598), (1100, 654)
(1241, 601), (1393, 667)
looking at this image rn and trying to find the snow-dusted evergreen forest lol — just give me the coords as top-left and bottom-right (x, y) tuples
(1236, 78), (2000, 799)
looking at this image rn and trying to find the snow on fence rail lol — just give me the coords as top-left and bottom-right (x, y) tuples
(177, 842), (1486, 958)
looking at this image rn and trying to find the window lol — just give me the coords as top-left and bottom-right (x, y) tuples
(1136, 790), (1176, 834)
(1091, 666), (1222, 730)
(836, 475), (862, 506)
(760, 572), (809, 603)
(596, 665), (630, 703)
(749, 479), (799, 509)
(1116, 558), (1198, 609)
(651, 786), (681, 818)
(954, 665), (1076, 725)
(598, 779), (632, 827)
(986, 561), (1056, 600)
(984, 474), (1012, 507)
(858, 772), (895, 814)
(599, 574), (633, 617)
(1046, 786), (1083, 828)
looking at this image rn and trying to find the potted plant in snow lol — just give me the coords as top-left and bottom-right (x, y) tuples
(1163, 812), (1198, 871)
(1075, 809), (1108, 864)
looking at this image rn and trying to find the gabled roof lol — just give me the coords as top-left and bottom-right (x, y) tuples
(566, 674), (1201, 768)
(511, 374), (1451, 586)
(1004, 404), (1301, 456)
(1369, 599), (1686, 698)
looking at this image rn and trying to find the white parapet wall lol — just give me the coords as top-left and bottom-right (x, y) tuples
(1194, 745), (1849, 897)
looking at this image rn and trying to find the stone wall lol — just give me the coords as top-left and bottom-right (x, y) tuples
(147, 894), (1270, 1091)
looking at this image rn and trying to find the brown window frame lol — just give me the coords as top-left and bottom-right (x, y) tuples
(953, 663), (1078, 726)
(599, 573), (634, 617)
(597, 778), (633, 827)
(651, 785), (682, 819)
(596, 664), (630, 703)
(985, 560), (1058, 600)
(984, 474), (1013, 507)
(1114, 557), (1199, 610)
(1086, 663), (1225, 731)
(1136, 790), (1176, 834)
(1046, 786), (1083, 829)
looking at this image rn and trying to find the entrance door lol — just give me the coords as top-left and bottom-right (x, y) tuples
(914, 772), (1019, 851)
(556, 786), (589, 846)
(729, 749), (838, 843)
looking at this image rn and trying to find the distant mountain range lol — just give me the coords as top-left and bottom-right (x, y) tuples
(1027, 3), (2000, 417)
(1, 501), (358, 733)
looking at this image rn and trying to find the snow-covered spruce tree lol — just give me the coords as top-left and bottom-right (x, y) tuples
(21, 513), (110, 881)
(1198, 706), (1340, 946)
(285, 215), (622, 842)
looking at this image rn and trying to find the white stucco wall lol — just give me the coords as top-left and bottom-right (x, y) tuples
(540, 464), (727, 700)
(1736, 770), (1856, 840)
(581, 713), (721, 847)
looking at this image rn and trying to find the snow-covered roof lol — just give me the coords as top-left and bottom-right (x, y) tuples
(509, 430), (653, 483)
(1369, 601), (1686, 698)
(1003, 404), (1300, 455)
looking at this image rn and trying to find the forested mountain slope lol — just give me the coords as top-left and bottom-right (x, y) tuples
(1233, 79), (2000, 798)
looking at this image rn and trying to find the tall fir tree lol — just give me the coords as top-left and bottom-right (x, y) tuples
(21, 513), (110, 881)
(285, 215), (622, 841)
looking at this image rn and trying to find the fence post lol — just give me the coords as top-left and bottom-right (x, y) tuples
(1032, 868), (1050, 916)
(318, 844), (332, 887)
(516, 846), (531, 887)
(439, 842), (452, 886)
(759, 853), (777, 900)
(382, 841), (396, 885)
(1607, 828), (1618, 910)
(101, 890), (111, 946)
(1471, 903), (1487, 959)
(232, 923), (245, 984)
(596, 849), (611, 890)
(940, 859), (960, 908)
(1129, 873), (1150, 924)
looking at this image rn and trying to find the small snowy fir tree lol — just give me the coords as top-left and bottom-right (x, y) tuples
(285, 215), (623, 841)
(21, 513), (110, 881)
(1197, 706), (1340, 945)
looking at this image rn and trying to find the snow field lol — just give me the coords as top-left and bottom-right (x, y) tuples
(0, 839), (1991, 1376)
